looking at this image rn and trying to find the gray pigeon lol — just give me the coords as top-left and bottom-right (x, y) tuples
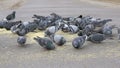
(50, 13), (62, 20)
(34, 36), (55, 50)
(44, 26), (57, 37)
(6, 11), (16, 21)
(10, 23), (23, 34)
(45, 23), (64, 37)
(35, 19), (48, 30)
(23, 22), (37, 32)
(50, 34), (66, 46)
(68, 25), (79, 34)
(17, 36), (26, 46)
(82, 24), (95, 36)
(16, 28), (28, 36)
(0, 21), (6, 28)
(61, 23), (69, 32)
(92, 19), (112, 27)
(102, 25), (116, 36)
(87, 33), (106, 43)
(72, 35), (87, 49)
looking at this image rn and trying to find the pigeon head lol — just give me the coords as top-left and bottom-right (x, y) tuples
(13, 11), (16, 13)
(34, 36), (42, 42)
(13, 11), (16, 15)
(78, 30), (83, 36)
(33, 14), (37, 17)
(78, 15), (83, 18)
(50, 13), (56, 16)
(17, 36), (26, 46)
(83, 35), (88, 40)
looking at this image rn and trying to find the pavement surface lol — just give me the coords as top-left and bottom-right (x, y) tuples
(0, 0), (120, 68)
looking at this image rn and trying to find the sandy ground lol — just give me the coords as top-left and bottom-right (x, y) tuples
(0, 0), (27, 10)
(0, 0), (120, 68)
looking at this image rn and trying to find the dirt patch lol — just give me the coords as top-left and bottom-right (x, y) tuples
(9, 0), (24, 10)
(0, 0), (27, 10)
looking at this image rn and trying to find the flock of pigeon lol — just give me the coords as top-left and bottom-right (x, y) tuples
(0, 11), (120, 50)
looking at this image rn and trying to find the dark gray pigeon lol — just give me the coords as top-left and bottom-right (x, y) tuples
(6, 11), (16, 21)
(32, 14), (46, 20)
(34, 36), (55, 50)
(3, 20), (22, 30)
(35, 19), (48, 30)
(77, 15), (83, 18)
(50, 13), (62, 20)
(87, 33), (106, 43)
(17, 36), (26, 46)
(72, 35), (87, 49)
(49, 34), (66, 46)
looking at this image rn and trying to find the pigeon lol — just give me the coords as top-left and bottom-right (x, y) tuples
(49, 34), (66, 46)
(72, 35), (87, 49)
(93, 19), (112, 27)
(16, 28), (28, 36)
(6, 11), (16, 21)
(82, 24), (95, 36)
(61, 23), (69, 32)
(44, 26), (57, 37)
(12, 21), (37, 35)
(87, 33), (106, 43)
(34, 36), (55, 50)
(50, 13), (62, 20)
(102, 25), (116, 36)
(11, 23), (29, 36)
(32, 14), (46, 20)
(44, 23), (64, 37)
(3, 20), (22, 30)
(17, 36), (26, 46)
(35, 19), (48, 30)
(77, 15), (83, 18)
(68, 25), (79, 34)
(23, 21), (38, 32)
(77, 16), (92, 30)
(78, 30), (83, 36)
(0, 21), (7, 28)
